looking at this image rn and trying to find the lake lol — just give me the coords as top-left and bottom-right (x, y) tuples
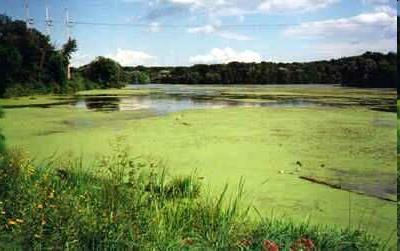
(0, 84), (397, 244)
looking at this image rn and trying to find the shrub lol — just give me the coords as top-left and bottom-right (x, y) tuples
(3, 84), (34, 98)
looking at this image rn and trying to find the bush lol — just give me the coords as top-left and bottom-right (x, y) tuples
(129, 71), (151, 84)
(83, 57), (124, 88)
(3, 84), (35, 98)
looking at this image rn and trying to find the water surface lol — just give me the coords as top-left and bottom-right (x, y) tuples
(74, 84), (396, 113)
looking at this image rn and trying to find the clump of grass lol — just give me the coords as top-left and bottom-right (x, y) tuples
(163, 175), (201, 199)
(0, 144), (385, 250)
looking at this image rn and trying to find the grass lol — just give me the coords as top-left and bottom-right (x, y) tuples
(0, 85), (397, 248)
(0, 145), (385, 250)
(0, 95), (74, 108)
(397, 100), (400, 248)
(0, 87), (158, 108)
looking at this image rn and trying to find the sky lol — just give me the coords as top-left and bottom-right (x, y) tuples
(1, 0), (398, 67)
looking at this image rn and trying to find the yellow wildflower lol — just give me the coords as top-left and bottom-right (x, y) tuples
(7, 219), (17, 225)
(16, 219), (24, 224)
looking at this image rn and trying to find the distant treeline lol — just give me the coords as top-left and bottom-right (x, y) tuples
(128, 52), (397, 88)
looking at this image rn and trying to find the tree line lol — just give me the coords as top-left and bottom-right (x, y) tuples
(129, 52), (396, 88)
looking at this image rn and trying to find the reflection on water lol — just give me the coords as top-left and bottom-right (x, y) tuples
(76, 97), (121, 111)
(74, 84), (396, 113)
(75, 94), (317, 113)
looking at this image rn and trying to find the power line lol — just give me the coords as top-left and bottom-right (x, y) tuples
(68, 21), (298, 28)
(31, 18), (391, 31)
(38, 20), (300, 29)
(29, 19), (303, 35)
(29, 12), (296, 29)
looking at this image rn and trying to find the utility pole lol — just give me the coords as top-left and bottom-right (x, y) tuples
(64, 7), (72, 40)
(65, 7), (72, 80)
(24, 0), (33, 30)
(40, 0), (52, 77)
(45, 1), (53, 36)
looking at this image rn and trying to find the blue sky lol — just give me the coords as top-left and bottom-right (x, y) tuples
(1, 0), (397, 66)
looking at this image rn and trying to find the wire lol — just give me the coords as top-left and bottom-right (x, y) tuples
(33, 19), (299, 29)
(70, 22), (297, 28)
(32, 18), (391, 30)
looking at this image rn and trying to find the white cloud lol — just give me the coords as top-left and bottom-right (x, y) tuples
(218, 32), (253, 41)
(107, 48), (157, 66)
(188, 24), (215, 33)
(361, 0), (390, 5)
(168, 0), (226, 7)
(187, 24), (253, 41)
(258, 0), (339, 13)
(373, 5), (397, 16)
(141, 0), (340, 43)
(283, 9), (396, 59)
(148, 22), (161, 32)
(312, 39), (396, 59)
(71, 53), (94, 67)
(158, 0), (338, 18)
(189, 47), (263, 64)
(284, 10), (396, 39)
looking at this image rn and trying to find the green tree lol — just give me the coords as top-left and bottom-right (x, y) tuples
(47, 53), (67, 92)
(130, 71), (150, 84)
(0, 45), (22, 95)
(84, 57), (123, 88)
(61, 38), (77, 62)
(0, 15), (82, 96)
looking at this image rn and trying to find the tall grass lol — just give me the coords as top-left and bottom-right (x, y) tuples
(0, 145), (384, 250)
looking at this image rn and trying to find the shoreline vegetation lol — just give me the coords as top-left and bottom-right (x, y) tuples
(0, 143), (390, 250)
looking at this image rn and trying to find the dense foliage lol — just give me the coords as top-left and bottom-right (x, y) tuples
(122, 68), (151, 84)
(79, 57), (125, 88)
(0, 144), (384, 250)
(0, 108), (4, 153)
(134, 52), (396, 88)
(0, 15), (80, 96)
(0, 15), (128, 97)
